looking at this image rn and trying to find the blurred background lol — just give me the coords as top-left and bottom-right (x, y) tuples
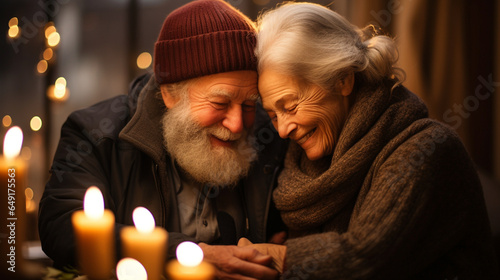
(1, 0), (499, 265)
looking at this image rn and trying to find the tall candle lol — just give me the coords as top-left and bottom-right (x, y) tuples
(0, 127), (27, 276)
(121, 207), (168, 280)
(166, 241), (215, 280)
(71, 186), (115, 280)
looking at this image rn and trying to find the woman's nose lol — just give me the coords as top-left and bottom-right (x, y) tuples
(277, 116), (297, 139)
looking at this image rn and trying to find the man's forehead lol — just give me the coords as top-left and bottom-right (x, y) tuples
(205, 86), (259, 101)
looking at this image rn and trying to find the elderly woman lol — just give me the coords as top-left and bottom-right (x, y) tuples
(249, 2), (500, 279)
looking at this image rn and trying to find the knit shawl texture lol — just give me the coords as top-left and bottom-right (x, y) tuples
(274, 83), (499, 279)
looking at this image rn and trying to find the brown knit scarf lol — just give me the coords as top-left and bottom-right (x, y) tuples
(273, 82), (429, 233)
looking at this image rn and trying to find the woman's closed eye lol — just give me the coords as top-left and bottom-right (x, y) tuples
(284, 104), (297, 113)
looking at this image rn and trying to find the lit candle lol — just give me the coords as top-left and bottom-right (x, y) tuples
(116, 258), (147, 280)
(0, 127), (27, 275)
(121, 207), (168, 280)
(71, 186), (115, 280)
(166, 241), (215, 280)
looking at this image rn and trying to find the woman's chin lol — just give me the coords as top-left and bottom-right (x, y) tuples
(303, 148), (323, 161)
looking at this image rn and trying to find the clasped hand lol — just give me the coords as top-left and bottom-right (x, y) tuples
(199, 237), (286, 280)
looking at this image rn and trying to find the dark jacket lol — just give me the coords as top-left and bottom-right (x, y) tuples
(38, 73), (288, 268)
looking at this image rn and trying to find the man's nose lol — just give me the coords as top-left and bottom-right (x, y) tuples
(222, 105), (244, 134)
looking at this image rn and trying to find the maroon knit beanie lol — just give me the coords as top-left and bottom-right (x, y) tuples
(154, 0), (257, 84)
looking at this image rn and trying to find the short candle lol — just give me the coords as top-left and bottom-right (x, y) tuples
(71, 186), (115, 280)
(116, 257), (147, 280)
(166, 241), (215, 280)
(121, 207), (168, 280)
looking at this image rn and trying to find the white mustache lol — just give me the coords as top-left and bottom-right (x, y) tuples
(207, 126), (242, 141)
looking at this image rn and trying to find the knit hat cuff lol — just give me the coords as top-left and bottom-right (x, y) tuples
(154, 30), (257, 84)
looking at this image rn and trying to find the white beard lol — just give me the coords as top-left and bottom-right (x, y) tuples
(161, 98), (257, 187)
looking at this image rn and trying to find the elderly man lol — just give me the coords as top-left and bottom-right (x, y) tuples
(38, 1), (287, 279)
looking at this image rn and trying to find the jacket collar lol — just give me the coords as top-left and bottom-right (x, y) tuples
(119, 74), (166, 164)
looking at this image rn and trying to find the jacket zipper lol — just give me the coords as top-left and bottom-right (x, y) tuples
(152, 162), (166, 227)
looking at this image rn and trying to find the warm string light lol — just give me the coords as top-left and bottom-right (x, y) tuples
(2, 115), (12, 127)
(38, 22), (58, 74)
(30, 116), (42, 131)
(38, 48), (55, 74)
(41, 22), (69, 102)
(25, 187), (36, 213)
(137, 52), (152, 69)
(43, 48), (54, 61)
(40, 23), (69, 103)
(8, 17), (21, 39)
(45, 22), (60, 47)
(37, 60), (48, 74)
(47, 77), (70, 102)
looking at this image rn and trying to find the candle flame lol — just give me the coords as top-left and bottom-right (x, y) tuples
(132, 207), (155, 234)
(176, 241), (203, 267)
(83, 186), (104, 219)
(116, 258), (147, 280)
(3, 126), (23, 160)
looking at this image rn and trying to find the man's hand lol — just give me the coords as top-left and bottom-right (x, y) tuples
(237, 238), (286, 274)
(199, 243), (279, 280)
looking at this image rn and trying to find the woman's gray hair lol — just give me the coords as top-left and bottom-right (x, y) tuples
(255, 2), (405, 92)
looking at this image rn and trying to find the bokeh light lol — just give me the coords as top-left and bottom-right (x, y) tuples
(21, 146), (32, 161)
(43, 48), (54, 60)
(8, 17), (20, 39)
(136, 52), (152, 69)
(8, 17), (18, 27)
(2, 115), (12, 127)
(25, 187), (34, 200)
(37, 60), (48, 74)
(45, 23), (56, 38)
(47, 84), (70, 102)
(47, 32), (60, 47)
(55, 77), (67, 87)
(8, 25), (20, 38)
(30, 116), (42, 131)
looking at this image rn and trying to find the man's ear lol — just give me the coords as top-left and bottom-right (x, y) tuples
(160, 84), (179, 109)
(338, 71), (354, 97)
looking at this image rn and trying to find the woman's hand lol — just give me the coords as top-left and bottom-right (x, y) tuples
(237, 238), (286, 274)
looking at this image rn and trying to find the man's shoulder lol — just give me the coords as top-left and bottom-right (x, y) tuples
(64, 74), (153, 143)
(69, 94), (130, 125)
(63, 95), (132, 146)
